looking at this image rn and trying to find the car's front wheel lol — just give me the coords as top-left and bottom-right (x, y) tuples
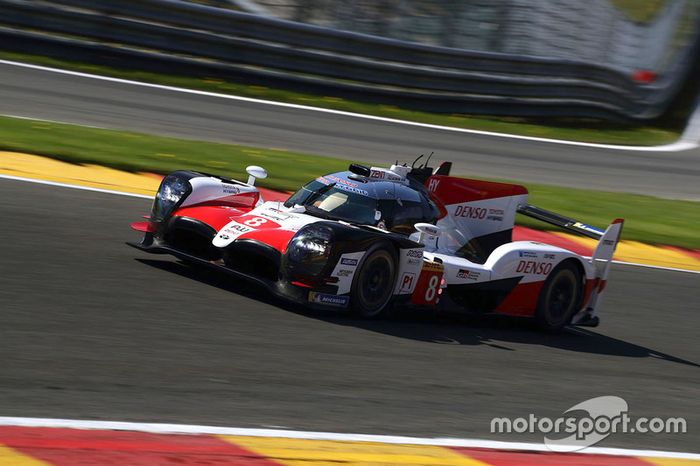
(350, 242), (397, 318)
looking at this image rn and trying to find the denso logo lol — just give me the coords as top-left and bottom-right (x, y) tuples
(516, 260), (553, 275)
(454, 205), (487, 219)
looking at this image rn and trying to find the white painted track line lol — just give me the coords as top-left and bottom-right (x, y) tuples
(0, 417), (697, 459)
(1, 59), (698, 152)
(0, 174), (152, 199)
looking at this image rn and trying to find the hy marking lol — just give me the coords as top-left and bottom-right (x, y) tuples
(1, 59), (697, 152)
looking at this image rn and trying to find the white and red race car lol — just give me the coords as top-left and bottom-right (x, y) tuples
(129, 158), (623, 331)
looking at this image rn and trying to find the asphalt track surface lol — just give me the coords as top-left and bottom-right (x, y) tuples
(1, 178), (699, 452)
(1, 62), (700, 200)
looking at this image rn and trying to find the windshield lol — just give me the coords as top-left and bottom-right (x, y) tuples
(285, 178), (380, 225)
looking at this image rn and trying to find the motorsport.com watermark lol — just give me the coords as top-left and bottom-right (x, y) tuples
(490, 396), (687, 452)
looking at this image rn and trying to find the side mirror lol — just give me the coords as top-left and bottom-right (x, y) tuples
(414, 223), (441, 243)
(246, 165), (268, 186)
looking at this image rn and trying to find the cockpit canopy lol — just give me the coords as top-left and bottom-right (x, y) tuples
(284, 171), (440, 235)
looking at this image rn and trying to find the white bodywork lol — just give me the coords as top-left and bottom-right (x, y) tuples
(176, 166), (621, 318)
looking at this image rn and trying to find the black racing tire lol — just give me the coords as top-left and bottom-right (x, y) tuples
(350, 242), (398, 318)
(535, 261), (582, 332)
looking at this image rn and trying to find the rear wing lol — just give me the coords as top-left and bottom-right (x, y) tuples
(517, 204), (606, 240)
(517, 203), (624, 262)
(518, 204), (624, 323)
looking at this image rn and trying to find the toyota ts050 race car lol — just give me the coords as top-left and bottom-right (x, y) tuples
(128, 157), (623, 331)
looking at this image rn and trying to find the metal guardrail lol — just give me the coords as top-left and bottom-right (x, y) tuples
(1, 0), (697, 120)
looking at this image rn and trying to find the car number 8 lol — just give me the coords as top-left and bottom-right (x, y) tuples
(243, 217), (267, 227)
(425, 275), (439, 302)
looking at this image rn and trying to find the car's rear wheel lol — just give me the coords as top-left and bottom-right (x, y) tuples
(535, 261), (582, 332)
(350, 242), (397, 318)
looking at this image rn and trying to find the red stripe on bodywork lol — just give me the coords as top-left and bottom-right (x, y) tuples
(187, 192), (260, 210)
(130, 221), (156, 233)
(174, 205), (247, 231)
(451, 447), (651, 466)
(581, 278), (597, 309)
(598, 279), (607, 293)
(494, 280), (544, 316)
(0, 427), (282, 466)
(426, 175), (528, 205)
(258, 187), (291, 203)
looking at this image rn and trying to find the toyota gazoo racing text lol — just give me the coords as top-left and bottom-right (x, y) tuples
(129, 157), (623, 331)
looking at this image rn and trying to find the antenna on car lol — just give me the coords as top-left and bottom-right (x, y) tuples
(425, 152), (434, 168)
(411, 154), (424, 169)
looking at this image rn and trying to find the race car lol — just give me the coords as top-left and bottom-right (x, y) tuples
(128, 157), (623, 331)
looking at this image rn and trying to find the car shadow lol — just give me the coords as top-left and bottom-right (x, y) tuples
(136, 258), (700, 368)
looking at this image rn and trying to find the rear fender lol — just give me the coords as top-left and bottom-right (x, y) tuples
(485, 241), (593, 314)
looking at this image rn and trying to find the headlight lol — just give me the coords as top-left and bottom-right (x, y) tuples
(288, 224), (333, 263)
(151, 173), (190, 222)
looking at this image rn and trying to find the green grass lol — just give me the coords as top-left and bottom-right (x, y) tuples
(610, 0), (667, 22)
(0, 50), (679, 146)
(517, 183), (700, 250)
(0, 116), (697, 249)
(0, 116), (347, 193)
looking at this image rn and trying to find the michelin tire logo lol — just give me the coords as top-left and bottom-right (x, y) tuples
(308, 292), (349, 307)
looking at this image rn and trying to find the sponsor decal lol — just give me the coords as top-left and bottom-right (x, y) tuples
(489, 208), (505, 215)
(454, 205), (487, 219)
(516, 260), (553, 275)
(406, 249), (423, 258)
(370, 169), (403, 181)
(308, 292), (349, 307)
(219, 234), (230, 240)
(316, 176), (332, 185)
(335, 183), (369, 196)
(326, 175), (359, 187)
(225, 223), (254, 234)
(399, 272), (416, 292)
(428, 178), (440, 192)
(457, 269), (480, 280)
(603, 239), (615, 246)
(336, 269), (354, 277)
(422, 261), (444, 273)
(259, 210), (290, 222)
(574, 222), (604, 235)
(222, 184), (240, 194)
(519, 251), (538, 258)
(486, 215), (503, 222)
(544, 253), (556, 260)
(340, 258), (358, 266)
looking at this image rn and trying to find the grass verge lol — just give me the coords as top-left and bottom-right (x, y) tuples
(0, 116), (697, 249)
(0, 50), (679, 146)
